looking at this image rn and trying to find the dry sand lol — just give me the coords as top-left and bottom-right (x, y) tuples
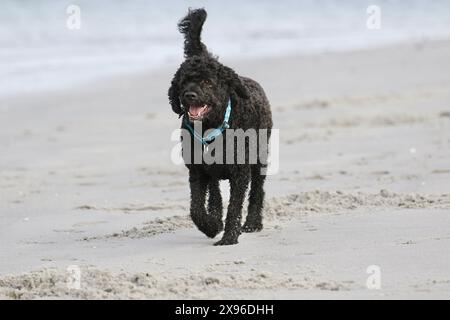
(1, 40), (450, 299)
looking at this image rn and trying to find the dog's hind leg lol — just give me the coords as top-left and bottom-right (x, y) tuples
(214, 168), (250, 246)
(207, 179), (224, 232)
(242, 165), (266, 233)
(189, 170), (222, 238)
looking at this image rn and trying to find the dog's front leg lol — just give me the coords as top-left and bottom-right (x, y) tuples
(208, 179), (224, 232)
(214, 168), (250, 246)
(189, 170), (221, 238)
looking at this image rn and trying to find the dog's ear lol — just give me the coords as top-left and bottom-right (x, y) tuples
(222, 66), (249, 99)
(168, 69), (183, 115)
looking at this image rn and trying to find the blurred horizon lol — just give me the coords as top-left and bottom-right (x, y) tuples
(2, 0), (450, 98)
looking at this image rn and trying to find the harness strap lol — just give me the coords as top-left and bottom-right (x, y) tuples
(184, 98), (231, 146)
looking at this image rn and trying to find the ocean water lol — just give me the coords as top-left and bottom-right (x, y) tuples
(1, 0), (450, 97)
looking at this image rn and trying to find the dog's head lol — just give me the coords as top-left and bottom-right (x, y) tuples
(169, 56), (249, 124)
(168, 9), (249, 126)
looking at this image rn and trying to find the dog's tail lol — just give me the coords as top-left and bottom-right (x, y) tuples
(178, 8), (208, 57)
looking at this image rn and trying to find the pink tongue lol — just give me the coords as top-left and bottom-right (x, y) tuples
(189, 105), (203, 116)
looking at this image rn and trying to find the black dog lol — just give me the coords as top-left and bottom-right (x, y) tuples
(168, 9), (272, 245)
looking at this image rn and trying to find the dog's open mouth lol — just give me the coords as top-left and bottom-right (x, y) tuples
(187, 104), (210, 120)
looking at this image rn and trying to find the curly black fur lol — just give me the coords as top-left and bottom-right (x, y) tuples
(168, 8), (273, 246)
(178, 8), (208, 58)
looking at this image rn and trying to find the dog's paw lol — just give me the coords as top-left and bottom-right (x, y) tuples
(201, 226), (220, 239)
(241, 222), (263, 233)
(199, 219), (223, 239)
(214, 236), (238, 246)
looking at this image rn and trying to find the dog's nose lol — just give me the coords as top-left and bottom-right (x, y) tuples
(184, 91), (198, 101)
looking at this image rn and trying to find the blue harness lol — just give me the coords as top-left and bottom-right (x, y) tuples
(184, 99), (231, 146)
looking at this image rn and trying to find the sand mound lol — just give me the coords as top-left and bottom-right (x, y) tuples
(266, 190), (450, 219)
(0, 266), (351, 299)
(83, 190), (450, 241)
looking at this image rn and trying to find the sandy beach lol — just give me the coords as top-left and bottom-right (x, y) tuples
(1, 39), (450, 299)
